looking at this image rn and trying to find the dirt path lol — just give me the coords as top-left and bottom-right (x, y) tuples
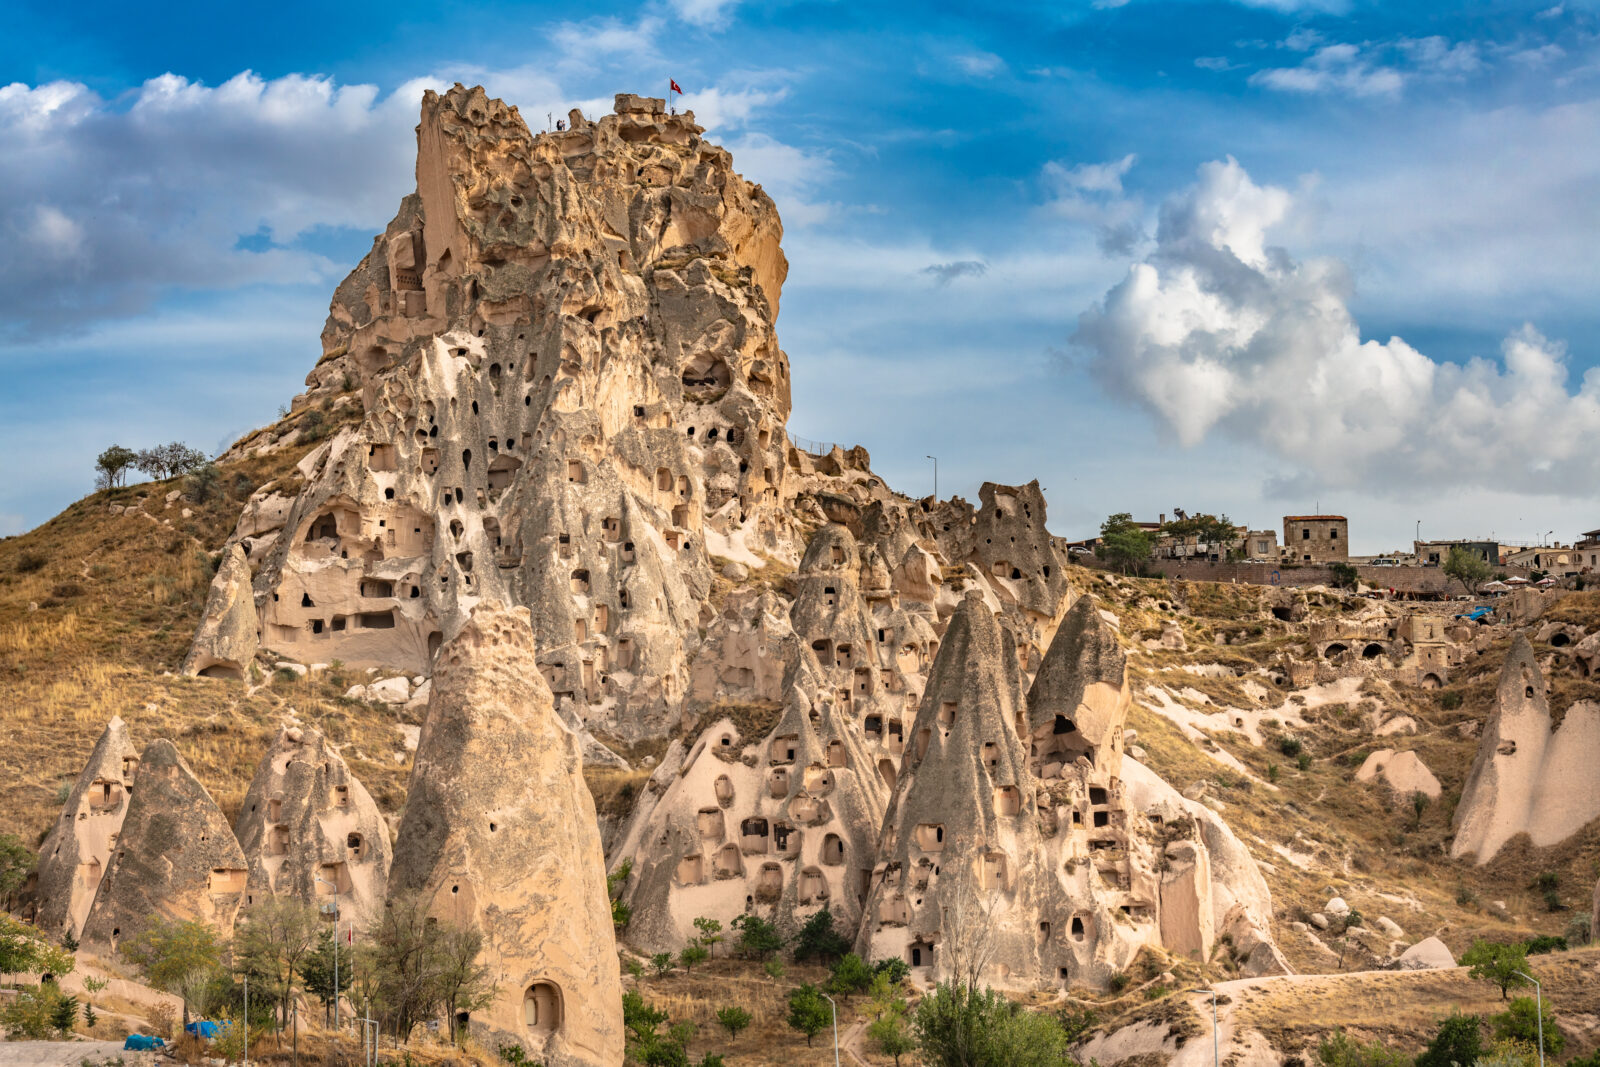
(0, 1039), (158, 1065)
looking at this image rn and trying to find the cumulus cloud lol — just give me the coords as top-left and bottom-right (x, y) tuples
(921, 260), (987, 285)
(0, 72), (431, 339)
(665, 0), (741, 28)
(1250, 43), (1404, 96)
(1075, 158), (1600, 495)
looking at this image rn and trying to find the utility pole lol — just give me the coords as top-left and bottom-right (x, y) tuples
(926, 455), (938, 501)
(821, 992), (840, 1067)
(243, 974), (249, 1067)
(1515, 971), (1545, 1067)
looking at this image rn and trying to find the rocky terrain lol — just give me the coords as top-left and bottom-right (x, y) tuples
(5, 85), (1600, 1064)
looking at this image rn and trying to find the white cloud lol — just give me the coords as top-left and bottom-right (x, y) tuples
(1195, 57), (1243, 72)
(666, 0), (741, 28)
(1250, 43), (1404, 96)
(723, 132), (836, 226)
(1511, 43), (1567, 66)
(678, 84), (786, 133)
(1075, 158), (1600, 496)
(1042, 154), (1144, 253)
(954, 52), (1007, 78)
(1399, 36), (1484, 75)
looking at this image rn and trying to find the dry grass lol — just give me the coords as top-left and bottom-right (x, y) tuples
(1238, 945), (1600, 1059)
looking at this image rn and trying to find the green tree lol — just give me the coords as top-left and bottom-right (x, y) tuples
(133, 442), (209, 481)
(827, 953), (874, 999)
(1443, 545), (1494, 593)
(1328, 562), (1360, 589)
(301, 928), (353, 1025)
(434, 925), (497, 1045)
(715, 1005), (751, 1041)
(1097, 513), (1154, 575)
(119, 918), (222, 1025)
(786, 983), (832, 1047)
(1462, 941), (1532, 1000)
(651, 952), (675, 977)
(1490, 996), (1563, 1056)
(732, 913), (783, 961)
(692, 916), (724, 957)
(913, 980), (1072, 1067)
(94, 445), (139, 490)
(49, 992), (79, 1036)
(679, 941), (709, 973)
(232, 896), (320, 1029)
(869, 1010), (918, 1066)
(608, 860), (634, 931)
(0, 985), (67, 1038)
(0, 833), (32, 903)
(792, 906), (850, 964)
(0, 912), (75, 976)
(1414, 1011), (1483, 1067)
(1160, 513), (1239, 560)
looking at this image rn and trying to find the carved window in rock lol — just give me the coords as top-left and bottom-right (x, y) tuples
(740, 818), (769, 853)
(980, 851), (1008, 892)
(798, 866), (827, 903)
(675, 854), (704, 885)
(714, 775), (734, 806)
(908, 939), (935, 968)
(697, 808), (725, 840)
(878, 758), (897, 790)
(770, 735), (798, 765)
(756, 863), (783, 901)
(346, 832), (365, 860)
(802, 764), (835, 795)
(827, 740), (848, 768)
(769, 767), (789, 798)
(524, 982), (562, 1034)
(713, 844), (743, 878)
(914, 824), (945, 852)
(570, 569), (590, 595)
(821, 834), (846, 866)
(885, 720), (905, 755)
(994, 785), (1021, 816)
(773, 822), (799, 856)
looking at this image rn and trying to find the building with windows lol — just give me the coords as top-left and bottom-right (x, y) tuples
(1283, 515), (1348, 563)
(1414, 540), (1499, 568)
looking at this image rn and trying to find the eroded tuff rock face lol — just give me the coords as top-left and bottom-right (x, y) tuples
(857, 594), (1285, 990)
(234, 726), (392, 923)
(81, 740), (248, 951)
(181, 543), (259, 679)
(611, 638), (891, 953)
(200, 87), (803, 741)
(389, 602), (622, 1065)
(1452, 634), (1600, 863)
(33, 717), (140, 939)
(177, 83), (1290, 996)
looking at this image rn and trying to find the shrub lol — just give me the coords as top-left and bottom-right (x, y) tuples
(1415, 1011), (1483, 1067)
(1440, 691), (1463, 710)
(650, 952), (674, 977)
(1524, 934), (1566, 955)
(913, 981), (1072, 1067)
(1297, 752), (1312, 772)
(1543, 889), (1563, 912)
(732, 913), (784, 961)
(874, 957), (911, 984)
(827, 953), (874, 998)
(1490, 996), (1563, 1056)
(1315, 1029), (1413, 1067)
(1533, 872), (1559, 892)
(1279, 736), (1304, 758)
(1108, 971), (1130, 993)
(0, 985), (66, 1038)
(786, 983), (832, 1047)
(14, 551), (46, 573)
(679, 941), (709, 972)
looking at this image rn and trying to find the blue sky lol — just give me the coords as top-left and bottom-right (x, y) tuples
(4, 0), (1600, 552)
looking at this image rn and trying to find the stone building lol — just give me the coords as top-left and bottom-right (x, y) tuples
(1283, 515), (1348, 563)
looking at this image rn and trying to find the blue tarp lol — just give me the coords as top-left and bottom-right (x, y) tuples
(186, 1019), (222, 1039)
(123, 1034), (166, 1051)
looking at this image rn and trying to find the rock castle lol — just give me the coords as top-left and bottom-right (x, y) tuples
(34, 86), (1292, 1060)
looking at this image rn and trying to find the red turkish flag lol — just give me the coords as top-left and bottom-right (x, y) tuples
(670, 80), (683, 94)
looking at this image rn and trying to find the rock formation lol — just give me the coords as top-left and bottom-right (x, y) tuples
(234, 726), (392, 923)
(857, 593), (1285, 989)
(611, 638), (890, 952)
(1355, 749), (1441, 800)
(181, 543), (259, 679)
(1452, 633), (1600, 862)
(32, 717), (140, 939)
(388, 602), (622, 1064)
(80, 740), (249, 951)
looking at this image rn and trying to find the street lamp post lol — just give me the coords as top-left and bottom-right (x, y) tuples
(821, 991), (840, 1067)
(1189, 988), (1218, 1067)
(315, 874), (340, 1029)
(926, 455), (938, 501)
(1515, 971), (1545, 1067)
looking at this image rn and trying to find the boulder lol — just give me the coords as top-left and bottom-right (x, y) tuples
(1397, 936), (1455, 970)
(1355, 749), (1442, 800)
(1325, 897), (1351, 919)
